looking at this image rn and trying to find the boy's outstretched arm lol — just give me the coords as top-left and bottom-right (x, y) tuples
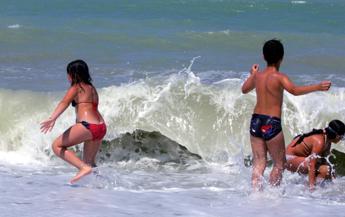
(242, 64), (259, 94)
(280, 74), (331, 96)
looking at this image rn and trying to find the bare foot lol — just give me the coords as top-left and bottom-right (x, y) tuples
(70, 165), (92, 184)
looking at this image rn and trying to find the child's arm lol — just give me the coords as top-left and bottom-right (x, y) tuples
(280, 74), (331, 96)
(242, 64), (259, 94)
(40, 86), (78, 133)
(308, 157), (318, 190)
(308, 141), (324, 191)
(49, 86), (77, 120)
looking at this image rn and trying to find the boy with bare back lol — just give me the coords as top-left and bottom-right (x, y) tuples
(241, 39), (331, 190)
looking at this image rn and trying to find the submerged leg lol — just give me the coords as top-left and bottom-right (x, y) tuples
(83, 139), (102, 167)
(266, 132), (286, 186)
(286, 156), (308, 174)
(250, 135), (267, 191)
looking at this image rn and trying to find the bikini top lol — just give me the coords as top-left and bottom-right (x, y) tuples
(71, 100), (98, 110)
(292, 130), (328, 151)
(291, 129), (324, 147)
(71, 86), (98, 110)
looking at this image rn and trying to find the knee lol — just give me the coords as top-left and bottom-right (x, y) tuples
(318, 165), (331, 179)
(52, 139), (63, 155)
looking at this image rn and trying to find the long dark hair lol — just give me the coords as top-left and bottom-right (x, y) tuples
(67, 59), (93, 86)
(292, 120), (345, 147)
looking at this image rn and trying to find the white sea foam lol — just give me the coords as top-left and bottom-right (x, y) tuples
(0, 63), (344, 215)
(1, 162), (345, 217)
(0, 0), (344, 215)
(291, 1), (307, 4)
(7, 24), (21, 29)
(1, 73), (344, 166)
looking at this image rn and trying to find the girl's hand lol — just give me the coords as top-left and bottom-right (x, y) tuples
(40, 118), (56, 134)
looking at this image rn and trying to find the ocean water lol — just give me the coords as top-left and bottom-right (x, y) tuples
(1, 0), (345, 216)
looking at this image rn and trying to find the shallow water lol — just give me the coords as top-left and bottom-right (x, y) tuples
(1, 0), (345, 216)
(1, 162), (345, 217)
(1, 71), (345, 216)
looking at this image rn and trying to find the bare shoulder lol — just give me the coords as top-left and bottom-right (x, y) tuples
(309, 134), (326, 147)
(60, 85), (78, 102)
(68, 85), (79, 93)
(274, 71), (288, 80)
(265, 71), (284, 87)
(272, 72), (293, 88)
(78, 83), (94, 93)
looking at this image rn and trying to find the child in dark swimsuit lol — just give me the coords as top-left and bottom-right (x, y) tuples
(242, 39), (331, 191)
(41, 60), (107, 184)
(286, 120), (345, 190)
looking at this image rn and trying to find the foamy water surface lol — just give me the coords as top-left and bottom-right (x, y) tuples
(1, 0), (345, 216)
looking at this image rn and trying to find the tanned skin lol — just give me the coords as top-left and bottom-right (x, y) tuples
(242, 61), (331, 191)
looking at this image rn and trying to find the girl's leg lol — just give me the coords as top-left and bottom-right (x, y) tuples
(250, 135), (267, 191)
(52, 124), (93, 183)
(286, 156), (308, 174)
(83, 139), (102, 167)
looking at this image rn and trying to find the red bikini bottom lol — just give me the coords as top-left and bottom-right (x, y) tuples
(80, 121), (107, 141)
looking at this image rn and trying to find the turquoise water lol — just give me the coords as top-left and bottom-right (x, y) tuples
(0, 0), (345, 90)
(1, 1), (345, 216)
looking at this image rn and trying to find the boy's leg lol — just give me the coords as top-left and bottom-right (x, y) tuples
(250, 135), (267, 191)
(266, 132), (286, 186)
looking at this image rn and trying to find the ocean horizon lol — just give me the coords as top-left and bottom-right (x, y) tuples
(1, 1), (345, 216)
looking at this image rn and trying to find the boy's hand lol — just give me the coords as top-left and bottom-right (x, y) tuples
(250, 64), (259, 75)
(319, 81), (331, 91)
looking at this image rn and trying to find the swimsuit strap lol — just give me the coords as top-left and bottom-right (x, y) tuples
(291, 129), (324, 147)
(72, 85), (98, 109)
(74, 101), (94, 105)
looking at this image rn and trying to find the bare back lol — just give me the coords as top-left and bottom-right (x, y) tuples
(254, 68), (284, 118)
(73, 83), (104, 124)
(286, 134), (330, 157)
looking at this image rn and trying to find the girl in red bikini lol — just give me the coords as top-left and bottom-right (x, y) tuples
(41, 60), (107, 184)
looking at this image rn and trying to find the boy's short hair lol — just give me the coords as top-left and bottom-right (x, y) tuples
(263, 39), (284, 65)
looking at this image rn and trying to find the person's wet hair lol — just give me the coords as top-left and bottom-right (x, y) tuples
(326, 120), (345, 140)
(67, 59), (92, 86)
(263, 39), (284, 65)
